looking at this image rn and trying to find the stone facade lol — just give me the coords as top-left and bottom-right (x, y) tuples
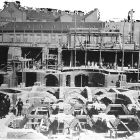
(0, 1), (100, 23)
(0, 2), (26, 22)
(82, 9), (100, 22)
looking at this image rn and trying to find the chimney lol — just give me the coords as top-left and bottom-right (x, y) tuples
(15, 1), (20, 8)
(4, 1), (9, 8)
(52, 9), (58, 16)
(61, 11), (66, 15)
(65, 10), (70, 14)
(78, 11), (84, 16)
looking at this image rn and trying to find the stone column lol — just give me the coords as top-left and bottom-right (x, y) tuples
(58, 47), (62, 68)
(71, 74), (75, 87)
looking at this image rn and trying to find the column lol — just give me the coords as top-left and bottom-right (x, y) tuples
(42, 47), (47, 62)
(58, 47), (62, 68)
(70, 50), (74, 67)
(42, 47), (48, 69)
(71, 74), (75, 87)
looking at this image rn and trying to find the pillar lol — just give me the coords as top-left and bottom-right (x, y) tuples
(42, 47), (48, 63)
(71, 74), (75, 87)
(70, 50), (74, 67)
(58, 47), (62, 68)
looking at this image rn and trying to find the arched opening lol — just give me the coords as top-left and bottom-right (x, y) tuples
(75, 74), (88, 87)
(45, 74), (59, 87)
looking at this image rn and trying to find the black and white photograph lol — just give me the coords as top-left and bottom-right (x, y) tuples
(0, 0), (140, 139)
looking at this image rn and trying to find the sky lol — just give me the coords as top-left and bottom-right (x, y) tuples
(0, 0), (140, 21)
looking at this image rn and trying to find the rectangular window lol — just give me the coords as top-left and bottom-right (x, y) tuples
(23, 34), (28, 42)
(29, 34), (34, 42)
(51, 33), (58, 44)
(57, 34), (62, 43)
(35, 34), (41, 42)
(43, 34), (48, 42)
(16, 34), (21, 42)
(51, 34), (56, 43)
(3, 34), (9, 42)
(0, 34), (2, 42)
(10, 34), (14, 42)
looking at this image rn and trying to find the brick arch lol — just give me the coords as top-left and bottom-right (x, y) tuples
(45, 74), (59, 87)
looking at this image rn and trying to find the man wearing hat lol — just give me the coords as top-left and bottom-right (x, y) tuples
(16, 98), (23, 116)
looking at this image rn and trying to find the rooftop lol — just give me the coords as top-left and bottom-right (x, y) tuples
(26, 10), (57, 22)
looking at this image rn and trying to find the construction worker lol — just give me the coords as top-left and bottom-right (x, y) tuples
(5, 95), (10, 115)
(130, 106), (137, 115)
(16, 98), (23, 116)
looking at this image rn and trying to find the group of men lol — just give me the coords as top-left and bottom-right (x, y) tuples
(0, 94), (10, 118)
(0, 92), (24, 119)
(12, 93), (24, 116)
